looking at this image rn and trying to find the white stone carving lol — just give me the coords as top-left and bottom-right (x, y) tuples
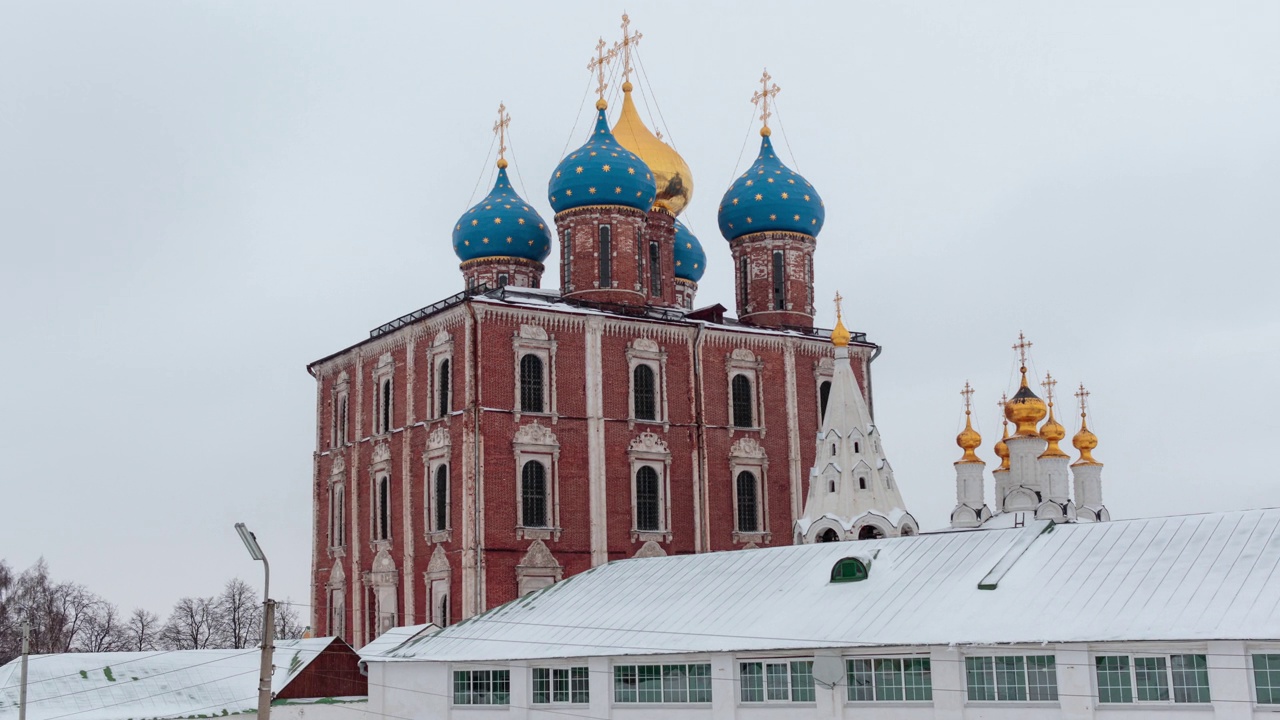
(730, 436), (767, 460)
(513, 422), (558, 447)
(330, 454), (345, 476)
(632, 337), (659, 353)
(372, 442), (392, 464)
(634, 540), (667, 558)
(731, 348), (757, 362)
(426, 544), (450, 575)
(628, 432), (670, 457)
(433, 329), (450, 346)
(428, 426), (451, 450)
(519, 324), (549, 341)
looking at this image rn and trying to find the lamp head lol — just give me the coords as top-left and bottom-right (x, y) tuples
(235, 522), (265, 561)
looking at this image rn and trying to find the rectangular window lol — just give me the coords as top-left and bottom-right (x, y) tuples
(452, 669), (510, 705)
(649, 241), (661, 295)
(328, 483), (345, 548)
(771, 250), (785, 310)
(965, 655), (1054, 702)
(847, 657), (932, 702)
(374, 475), (391, 541)
(739, 257), (749, 309)
(615, 664), (711, 704)
(379, 378), (392, 434)
(562, 229), (572, 287)
(533, 667), (588, 705)
(1096, 654), (1209, 704)
(598, 225), (611, 287)
(1255, 654), (1280, 704)
(739, 660), (813, 703)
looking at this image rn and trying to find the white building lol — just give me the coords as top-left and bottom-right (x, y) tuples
(361, 507), (1280, 719)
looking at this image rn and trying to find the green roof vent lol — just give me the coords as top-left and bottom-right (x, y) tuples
(831, 556), (871, 583)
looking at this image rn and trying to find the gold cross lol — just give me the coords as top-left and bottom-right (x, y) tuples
(833, 291), (844, 322)
(961, 381), (974, 415)
(997, 392), (1009, 425)
(492, 102), (511, 166)
(1041, 372), (1058, 406)
(1075, 383), (1090, 418)
(613, 13), (643, 87)
(587, 37), (618, 104)
(751, 68), (781, 133)
(1012, 331), (1033, 369)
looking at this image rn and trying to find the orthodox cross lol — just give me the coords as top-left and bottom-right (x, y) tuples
(492, 102), (510, 166)
(751, 68), (781, 132)
(614, 13), (643, 86)
(1041, 372), (1058, 406)
(961, 381), (974, 416)
(834, 291), (844, 322)
(998, 392), (1009, 426)
(587, 37), (617, 104)
(1075, 383), (1091, 418)
(1013, 332), (1033, 369)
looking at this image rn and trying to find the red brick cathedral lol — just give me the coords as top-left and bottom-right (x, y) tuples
(307, 28), (881, 647)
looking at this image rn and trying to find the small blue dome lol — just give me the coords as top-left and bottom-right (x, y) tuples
(673, 219), (706, 282)
(453, 166), (553, 263)
(717, 134), (824, 241)
(548, 108), (657, 214)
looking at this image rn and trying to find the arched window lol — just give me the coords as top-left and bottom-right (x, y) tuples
(376, 475), (391, 541)
(736, 471), (759, 533)
(633, 365), (656, 421)
(858, 477), (867, 490)
(771, 250), (786, 310)
(598, 225), (612, 287)
(434, 465), (448, 532)
(854, 441), (860, 454)
(649, 240), (661, 295)
(738, 257), (749, 310)
(819, 381), (831, 423)
(635, 466), (661, 531)
(497, 273), (509, 287)
(562, 228), (573, 287)
(437, 360), (450, 418)
(520, 354), (544, 413)
(731, 375), (753, 428)
(337, 394), (348, 445)
(439, 595), (450, 628)
(828, 479), (836, 492)
(521, 461), (548, 528)
(380, 378), (392, 433)
(858, 525), (884, 540)
(818, 528), (840, 543)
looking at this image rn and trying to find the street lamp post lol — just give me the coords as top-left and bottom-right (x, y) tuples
(235, 523), (275, 720)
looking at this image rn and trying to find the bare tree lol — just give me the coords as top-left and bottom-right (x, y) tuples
(125, 608), (162, 651)
(160, 596), (218, 650)
(0, 560), (15, 663)
(214, 578), (261, 649)
(273, 601), (306, 640)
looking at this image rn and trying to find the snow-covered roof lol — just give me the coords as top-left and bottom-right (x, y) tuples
(357, 623), (439, 660)
(374, 508), (1280, 663)
(0, 638), (338, 720)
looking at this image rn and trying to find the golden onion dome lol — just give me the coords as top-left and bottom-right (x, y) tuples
(956, 415), (982, 464)
(1038, 404), (1069, 458)
(993, 421), (1011, 471)
(1005, 368), (1048, 436)
(611, 82), (693, 216)
(831, 315), (851, 347)
(1073, 416), (1101, 465)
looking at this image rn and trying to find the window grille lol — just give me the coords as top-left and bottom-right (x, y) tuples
(380, 378), (392, 433)
(434, 465), (448, 531)
(736, 471), (759, 533)
(329, 483), (345, 548)
(967, 655), (1057, 702)
(453, 669), (510, 705)
(649, 241), (661, 295)
(598, 225), (612, 287)
(731, 375), (753, 427)
(847, 658), (932, 702)
(1096, 654), (1209, 704)
(437, 360), (450, 418)
(533, 667), (589, 705)
(1254, 654), (1280, 704)
(376, 475), (391, 541)
(739, 257), (749, 309)
(741, 660), (814, 703)
(521, 461), (548, 528)
(614, 664), (711, 704)
(633, 365), (656, 420)
(562, 228), (572, 287)
(520, 354), (544, 413)
(772, 250), (785, 310)
(635, 466), (660, 531)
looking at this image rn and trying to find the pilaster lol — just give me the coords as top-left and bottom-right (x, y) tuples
(585, 318), (608, 566)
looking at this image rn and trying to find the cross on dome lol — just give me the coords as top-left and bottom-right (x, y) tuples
(1075, 383), (1091, 418)
(1013, 331), (1033, 370)
(492, 102), (511, 168)
(614, 13), (643, 87)
(588, 37), (618, 108)
(961, 381), (975, 415)
(1041, 372), (1058, 406)
(751, 68), (781, 136)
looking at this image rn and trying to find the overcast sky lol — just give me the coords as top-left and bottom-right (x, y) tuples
(2, 1), (1277, 620)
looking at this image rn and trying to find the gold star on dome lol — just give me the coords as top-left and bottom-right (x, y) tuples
(732, 198), (739, 205)
(566, 189), (573, 196)
(456, 224), (461, 230)
(676, 260), (682, 266)
(576, 167), (584, 174)
(538, 223), (544, 229)
(788, 179), (795, 184)
(636, 191), (642, 196)
(464, 240), (470, 246)
(745, 180), (754, 187)
(769, 214), (777, 220)
(482, 237), (489, 243)
(602, 164), (611, 172)
(694, 263), (699, 269)
(685, 242), (692, 248)
(517, 218), (525, 224)
(484, 205), (491, 210)
(590, 151), (597, 156)
(754, 193), (763, 200)
(803, 194), (811, 201)
(471, 219), (479, 226)
(627, 167), (635, 175)
(588, 187), (597, 194)
(611, 152), (618, 157)
(522, 206), (528, 210)
(555, 171), (562, 178)
(746, 217), (753, 223)
(528, 240), (535, 246)
(794, 214), (800, 221)
(758, 170), (764, 175)
(811, 218), (817, 225)
(506, 237), (513, 243)
(494, 218), (502, 224)
(615, 186), (622, 193)
(781, 192), (789, 199)
(550, 195), (557, 202)
(504, 204), (511, 209)
(766, 178), (774, 183)
(728, 223), (734, 229)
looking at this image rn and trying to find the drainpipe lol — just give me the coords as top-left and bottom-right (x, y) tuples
(464, 300), (483, 617)
(691, 322), (708, 552)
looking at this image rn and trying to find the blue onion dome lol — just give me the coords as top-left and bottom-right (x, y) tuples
(453, 163), (553, 263)
(717, 131), (825, 241)
(548, 106), (657, 214)
(673, 219), (707, 282)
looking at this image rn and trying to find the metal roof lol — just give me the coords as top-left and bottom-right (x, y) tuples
(375, 508), (1280, 663)
(0, 638), (340, 720)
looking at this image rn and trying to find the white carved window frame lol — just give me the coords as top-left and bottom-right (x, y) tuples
(813, 358), (834, 427)
(372, 353), (394, 436)
(427, 330), (453, 421)
(331, 371), (350, 448)
(727, 349), (766, 435)
(363, 549), (398, 637)
(514, 423), (561, 541)
(628, 432), (673, 543)
(513, 325), (558, 423)
(369, 445), (393, 547)
(626, 338), (668, 429)
(516, 541), (564, 598)
(424, 546), (452, 628)
(423, 427), (452, 543)
(327, 456), (347, 556)
(730, 438), (771, 545)
(325, 561), (346, 639)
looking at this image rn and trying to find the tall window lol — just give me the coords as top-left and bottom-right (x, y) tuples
(379, 378), (392, 434)
(375, 475), (391, 541)
(635, 466), (661, 531)
(736, 471), (759, 533)
(520, 354), (544, 413)
(847, 658), (932, 702)
(966, 655), (1058, 702)
(649, 241), (661, 295)
(328, 482), (345, 548)
(598, 225), (612, 287)
(771, 250), (786, 310)
(433, 465), (449, 531)
(437, 360), (450, 418)
(497, 273), (508, 287)
(633, 365), (656, 421)
(819, 381), (831, 423)
(731, 374), (753, 428)
(521, 461), (548, 528)
(738, 257), (749, 309)
(741, 661), (815, 703)
(1096, 655), (1210, 704)
(438, 595), (450, 628)
(562, 228), (572, 287)
(1256, 655), (1280, 705)
(533, 667), (589, 705)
